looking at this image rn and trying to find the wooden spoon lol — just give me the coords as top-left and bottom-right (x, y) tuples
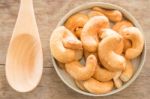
(5, 0), (43, 92)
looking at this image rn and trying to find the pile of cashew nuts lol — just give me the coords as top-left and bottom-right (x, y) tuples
(50, 7), (144, 94)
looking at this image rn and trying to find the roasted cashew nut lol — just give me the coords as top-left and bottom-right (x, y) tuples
(65, 55), (97, 80)
(101, 29), (124, 54)
(112, 20), (133, 33)
(113, 79), (122, 89)
(93, 64), (115, 82)
(62, 31), (82, 50)
(112, 20), (133, 52)
(113, 71), (123, 88)
(88, 10), (104, 18)
(81, 16), (109, 52)
(83, 78), (114, 94)
(64, 13), (88, 38)
(75, 27), (83, 38)
(121, 27), (144, 59)
(123, 39), (132, 53)
(75, 80), (86, 91)
(50, 26), (83, 63)
(98, 31), (126, 71)
(120, 60), (134, 82)
(83, 50), (98, 60)
(92, 7), (122, 22)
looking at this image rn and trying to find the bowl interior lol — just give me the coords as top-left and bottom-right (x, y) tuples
(51, 2), (146, 96)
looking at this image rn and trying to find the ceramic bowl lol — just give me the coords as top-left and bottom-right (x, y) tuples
(50, 2), (146, 96)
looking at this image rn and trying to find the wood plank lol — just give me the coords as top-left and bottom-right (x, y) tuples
(0, 0), (150, 98)
(0, 0), (150, 67)
(0, 65), (150, 99)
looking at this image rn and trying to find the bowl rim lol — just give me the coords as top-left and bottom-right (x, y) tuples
(50, 2), (146, 96)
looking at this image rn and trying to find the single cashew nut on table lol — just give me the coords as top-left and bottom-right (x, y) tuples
(81, 16), (109, 52)
(50, 26), (83, 63)
(98, 31), (126, 71)
(64, 13), (88, 38)
(121, 27), (144, 59)
(120, 60), (134, 82)
(92, 7), (122, 22)
(83, 78), (114, 94)
(65, 55), (97, 80)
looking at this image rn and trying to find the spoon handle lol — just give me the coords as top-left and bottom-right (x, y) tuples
(13, 0), (39, 38)
(21, 0), (33, 7)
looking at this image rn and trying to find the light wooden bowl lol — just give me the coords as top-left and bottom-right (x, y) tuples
(50, 2), (146, 96)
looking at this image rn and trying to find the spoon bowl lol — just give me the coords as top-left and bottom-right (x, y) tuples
(6, 34), (42, 92)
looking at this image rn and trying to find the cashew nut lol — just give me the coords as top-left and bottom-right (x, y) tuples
(83, 78), (114, 94)
(65, 55), (97, 80)
(81, 16), (109, 52)
(50, 26), (83, 63)
(92, 7), (122, 22)
(120, 60), (134, 82)
(113, 71), (123, 88)
(113, 79), (122, 89)
(112, 20), (133, 52)
(75, 80), (86, 91)
(121, 27), (144, 59)
(64, 13), (88, 38)
(123, 39), (132, 53)
(62, 31), (82, 50)
(93, 64), (115, 82)
(88, 10), (104, 18)
(101, 29), (124, 54)
(112, 20), (133, 33)
(75, 27), (82, 38)
(83, 50), (98, 60)
(98, 31), (126, 71)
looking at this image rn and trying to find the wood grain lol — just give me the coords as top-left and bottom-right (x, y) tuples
(0, 64), (150, 99)
(0, 0), (150, 99)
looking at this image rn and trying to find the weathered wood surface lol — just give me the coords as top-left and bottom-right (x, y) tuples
(0, 0), (150, 99)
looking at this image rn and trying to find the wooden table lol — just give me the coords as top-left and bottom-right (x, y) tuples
(0, 0), (150, 99)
